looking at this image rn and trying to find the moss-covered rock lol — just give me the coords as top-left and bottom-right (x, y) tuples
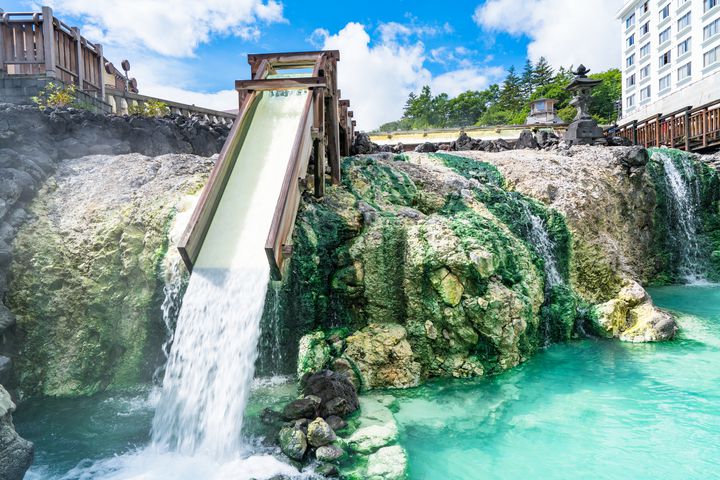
(7, 153), (210, 397)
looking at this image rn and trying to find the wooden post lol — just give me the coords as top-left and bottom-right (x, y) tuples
(655, 114), (661, 147)
(0, 17), (5, 73)
(703, 108), (708, 148)
(72, 27), (84, 89)
(684, 108), (691, 151)
(96, 43), (105, 98)
(326, 92), (341, 185)
(632, 120), (638, 145)
(669, 115), (675, 148)
(313, 87), (326, 198)
(41, 6), (57, 78)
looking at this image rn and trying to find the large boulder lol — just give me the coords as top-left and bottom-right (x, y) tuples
(278, 427), (307, 461)
(282, 395), (321, 421)
(302, 370), (359, 418)
(306, 417), (336, 447)
(351, 132), (380, 155)
(414, 142), (438, 153)
(0, 385), (34, 480)
(514, 129), (539, 150)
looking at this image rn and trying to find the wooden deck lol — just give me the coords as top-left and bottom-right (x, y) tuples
(616, 99), (720, 152)
(177, 50), (355, 280)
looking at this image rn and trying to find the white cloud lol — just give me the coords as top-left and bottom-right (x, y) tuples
(317, 23), (502, 129)
(474, 0), (624, 71)
(47, 0), (285, 57)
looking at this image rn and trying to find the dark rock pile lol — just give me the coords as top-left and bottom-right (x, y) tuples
(0, 103), (228, 388)
(268, 370), (359, 476)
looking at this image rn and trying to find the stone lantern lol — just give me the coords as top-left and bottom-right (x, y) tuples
(564, 65), (604, 145)
(526, 98), (562, 125)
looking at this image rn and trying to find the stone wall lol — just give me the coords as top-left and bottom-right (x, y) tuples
(0, 104), (228, 388)
(0, 74), (112, 113)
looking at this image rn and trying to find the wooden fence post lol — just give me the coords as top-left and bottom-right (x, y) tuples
(655, 114), (661, 147)
(669, 115), (675, 148)
(72, 27), (84, 89)
(703, 108), (708, 148)
(41, 6), (56, 78)
(0, 17), (6, 73)
(632, 120), (638, 145)
(684, 108), (691, 151)
(96, 43), (105, 99)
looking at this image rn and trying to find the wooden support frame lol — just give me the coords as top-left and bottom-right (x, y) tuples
(178, 50), (351, 280)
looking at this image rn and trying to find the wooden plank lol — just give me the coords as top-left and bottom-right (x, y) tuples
(265, 91), (315, 280)
(684, 109), (691, 151)
(235, 76), (326, 91)
(178, 91), (260, 270)
(326, 92), (341, 184)
(72, 27), (83, 88)
(314, 87), (326, 198)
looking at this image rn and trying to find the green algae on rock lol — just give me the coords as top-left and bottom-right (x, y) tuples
(8, 153), (211, 397)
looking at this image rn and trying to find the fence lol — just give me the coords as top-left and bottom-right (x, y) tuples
(616, 99), (720, 152)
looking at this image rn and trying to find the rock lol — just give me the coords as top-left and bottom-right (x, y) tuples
(430, 267), (464, 306)
(316, 444), (345, 462)
(616, 146), (649, 176)
(282, 395), (321, 421)
(537, 130), (560, 149)
(330, 357), (362, 392)
(302, 370), (359, 418)
(0, 304), (16, 334)
(347, 424), (398, 453)
(297, 331), (331, 377)
(414, 142), (438, 153)
(366, 445), (407, 480)
(514, 129), (539, 150)
(316, 462), (340, 477)
(352, 132), (380, 155)
(325, 415), (348, 432)
(278, 427), (307, 461)
(0, 356), (11, 386)
(0, 385), (34, 480)
(620, 304), (677, 342)
(608, 136), (633, 146)
(344, 324), (422, 389)
(454, 132), (477, 151)
(306, 417), (336, 447)
(260, 407), (282, 425)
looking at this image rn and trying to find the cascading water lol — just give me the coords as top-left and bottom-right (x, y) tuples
(151, 89), (309, 459)
(658, 151), (707, 283)
(258, 282), (286, 376)
(523, 204), (564, 289)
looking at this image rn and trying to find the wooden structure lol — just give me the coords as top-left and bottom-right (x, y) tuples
(178, 51), (355, 280)
(616, 99), (720, 152)
(0, 7), (106, 97)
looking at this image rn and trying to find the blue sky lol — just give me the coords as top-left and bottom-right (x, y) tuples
(4, 0), (622, 128)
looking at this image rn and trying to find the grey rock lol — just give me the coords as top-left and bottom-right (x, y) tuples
(278, 427), (307, 461)
(316, 444), (345, 462)
(414, 142), (438, 153)
(514, 129), (539, 150)
(0, 356), (10, 386)
(282, 395), (321, 421)
(352, 132), (380, 155)
(0, 385), (34, 480)
(0, 304), (15, 333)
(307, 417), (336, 447)
(302, 370), (359, 418)
(315, 462), (340, 477)
(325, 415), (347, 432)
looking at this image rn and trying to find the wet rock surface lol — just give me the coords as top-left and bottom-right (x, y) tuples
(0, 385), (33, 480)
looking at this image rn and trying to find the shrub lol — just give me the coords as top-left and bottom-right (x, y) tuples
(129, 99), (170, 117)
(32, 82), (77, 110)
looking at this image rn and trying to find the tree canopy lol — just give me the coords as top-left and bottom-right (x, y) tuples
(376, 59), (621, 132)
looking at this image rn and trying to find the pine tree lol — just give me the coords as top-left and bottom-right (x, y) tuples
(499, 66), (523, 113)
(532, 57), (555, 89)
(520, 59), (535, 100)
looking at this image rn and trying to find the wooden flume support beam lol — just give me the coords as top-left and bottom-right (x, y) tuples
(178, 50), (353, 280)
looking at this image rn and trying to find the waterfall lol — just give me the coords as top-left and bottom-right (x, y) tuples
(150, 90), (309, 459)
(523, 204), (564, 289)
(658, 152), (707, 283)
(258, 282), (286, 376)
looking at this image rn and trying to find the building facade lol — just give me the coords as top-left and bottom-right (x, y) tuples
(618, 0), (720, 123)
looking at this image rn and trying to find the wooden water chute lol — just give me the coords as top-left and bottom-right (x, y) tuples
(177, 50), (346, 280)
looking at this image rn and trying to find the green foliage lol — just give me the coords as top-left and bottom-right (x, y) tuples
(129, 99), (170, 117)
(32, 82), (77, 110)
(376, 61), (622, 131)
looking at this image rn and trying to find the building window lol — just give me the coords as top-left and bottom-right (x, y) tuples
(627, 95), (636, 108)
(660, 50), (672, 67)
(659, 74), (672, 91)
(678, 38), (691, 56)
(705, 18), (720, 40)
(640, 86), (651, 100)
(704, 45), (720, 67)
(660, 4), (671, 20)
(706, 0), (718, 13)
(627, 74), (636, 87)
(640, 64), (651, 78)
(678, 62), (692, 80)
(628, 34), (636, 47)
(627, 54), (636, 67)
(642, 1), (650, 13)
(640, 22), (650, 36)
(659, 27), (671, 44)
(640, 43), (651, 58)
(626, 13), (636, 29)
(678, 12), (691, 31)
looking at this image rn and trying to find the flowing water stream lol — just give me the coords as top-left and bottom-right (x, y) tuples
(523, 205), (564, 289)
(657, 152), (708, 283)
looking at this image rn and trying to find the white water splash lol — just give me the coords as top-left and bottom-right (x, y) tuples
(523, 205), (564, 288)
(658, 152), (707, 283)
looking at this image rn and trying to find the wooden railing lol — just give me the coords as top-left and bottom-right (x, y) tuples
(617, 99), (720, 151)
(0, 7), (105, 97)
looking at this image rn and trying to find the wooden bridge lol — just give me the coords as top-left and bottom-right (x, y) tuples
(616, 99), (720, 152)
(178, 51), (355, 280)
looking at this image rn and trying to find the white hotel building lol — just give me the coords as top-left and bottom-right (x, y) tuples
(618, 0), (720, 123)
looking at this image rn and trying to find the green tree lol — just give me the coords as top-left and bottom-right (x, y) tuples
(589, 68), (622, 124)
(520, 59), (535, 100)
(532, 57), (555, 89)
